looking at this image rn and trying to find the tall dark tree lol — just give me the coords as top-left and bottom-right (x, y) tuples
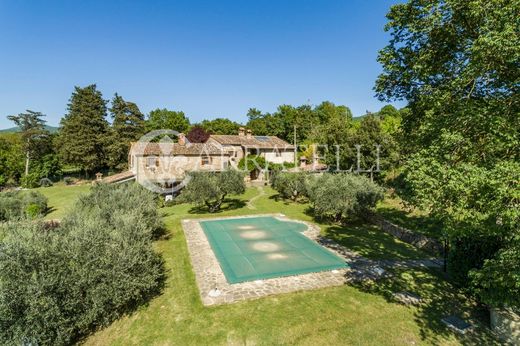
(107, 94), (145, 170)
(7, 110), (48, 176)
(57, 85), (109, 174)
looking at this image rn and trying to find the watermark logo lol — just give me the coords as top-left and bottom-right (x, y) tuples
(133, 130), (193, 194)
(133, 129), (384, 193)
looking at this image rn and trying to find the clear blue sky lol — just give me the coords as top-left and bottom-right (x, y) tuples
(0, 0), (404, 129)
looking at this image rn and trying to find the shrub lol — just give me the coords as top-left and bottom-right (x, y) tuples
(308, 173), (384, 222)
(270, 172), (309, 201)
(39, 177), (53, 187)
(238, 155), (267, 172)
(179, 169), (245, 212)
(447, 235), (504, 287)
(470, 239), (520, 309)
(20, 172), (40, 188)
(0, 183), (165, 345)
(25, 203), (43, 218)
(0, 190), (48, 221)
(68, 182), (164, 237)
(63, 176), (75, 185)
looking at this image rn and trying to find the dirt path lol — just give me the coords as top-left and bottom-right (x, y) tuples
(246, 186), (265, 210)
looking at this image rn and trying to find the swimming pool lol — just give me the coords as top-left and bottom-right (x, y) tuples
(200, 216), (348, 284)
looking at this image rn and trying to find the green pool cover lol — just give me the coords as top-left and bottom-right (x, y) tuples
(200, 216), (348, 284)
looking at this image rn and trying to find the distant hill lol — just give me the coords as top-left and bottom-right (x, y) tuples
(0, 125), (59, 133)
(352, 113), (373, 123)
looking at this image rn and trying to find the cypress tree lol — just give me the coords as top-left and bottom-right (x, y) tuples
(107, 93), (145, 170)
(57, 84), (109, 175)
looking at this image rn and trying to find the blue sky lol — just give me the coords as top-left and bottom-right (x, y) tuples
(0, 0), (403, 129)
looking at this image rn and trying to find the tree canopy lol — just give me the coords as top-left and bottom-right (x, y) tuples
(56, 85), (109, 174)
(376, 0), (520, 308)
(7, 110), (48, 176)
(179, 170), (245, 212)
(186, 125), (210, 143)
(146, 108), (190, 133)
(375, 0), (520, 164)
(107, 94), (145, 169)
(200, 118), (241, 135)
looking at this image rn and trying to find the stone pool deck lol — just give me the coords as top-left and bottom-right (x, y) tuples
(182, 214), (352, 306)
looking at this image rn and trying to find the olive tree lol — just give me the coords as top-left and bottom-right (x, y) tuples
(308, 173), (384, 222)
(0, 183), (165, 345)
(0, 190), (48, 221)
(179, 169), (245, 212)
(270, 171), (309, 201)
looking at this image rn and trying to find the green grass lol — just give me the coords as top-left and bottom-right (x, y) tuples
(35, 185), (493, 345)
(36, 183), (91, 219)
(376, 196), (444, 240)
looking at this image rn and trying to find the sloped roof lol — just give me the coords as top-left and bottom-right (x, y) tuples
(210, 135), (294, 149)
(102, 170), (135, 184)
(130, 142), (226, 156)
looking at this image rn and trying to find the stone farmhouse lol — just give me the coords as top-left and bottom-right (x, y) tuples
(103, 128), (295, 190)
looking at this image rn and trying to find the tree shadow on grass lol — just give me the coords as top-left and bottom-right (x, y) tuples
(268, 193), (300, 205)
(187, 198), (247, 214)
(323, 220), (431, 260)
(45, 207), (57, 217)
(376, 206), (443, 240)
(153, 224), (171, 240)
(350, 268), (498, 345)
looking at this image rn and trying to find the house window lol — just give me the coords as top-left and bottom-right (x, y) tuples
(146, 156), (159, 168)
(201, 156), (212, 166)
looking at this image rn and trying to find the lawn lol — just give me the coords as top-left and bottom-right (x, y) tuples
(37, 184), (494, 345)
(36, 182), (91, 219)
(376, 196), (444, 240)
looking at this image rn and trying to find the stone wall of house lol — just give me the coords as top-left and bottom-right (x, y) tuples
(263, 150), (295, 164)
(491, 308), (520, 344)
(134, 155), (228, 184)
(366, 212), (444, 255)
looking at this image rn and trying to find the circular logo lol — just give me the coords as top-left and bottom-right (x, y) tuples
(133, 129), (192, 194)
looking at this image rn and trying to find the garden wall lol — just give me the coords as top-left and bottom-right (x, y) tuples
(490, 308), (520, 344)
(366, 212), (443, 255)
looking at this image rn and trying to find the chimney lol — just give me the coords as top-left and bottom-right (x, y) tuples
(246, 129), (252, 139)
(300, 156), (307, 168)
(238, 127), (245, 136)
(178, 133), (186, 146)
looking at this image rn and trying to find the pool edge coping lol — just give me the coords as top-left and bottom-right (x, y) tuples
(181, 213), (356, 306)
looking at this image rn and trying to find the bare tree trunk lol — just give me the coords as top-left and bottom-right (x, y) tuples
(25, 150), (30, 176)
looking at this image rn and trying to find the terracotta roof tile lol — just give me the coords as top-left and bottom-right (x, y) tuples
(130, 142), (226, 156)
(210, 135), (294, 149)
(102, 170), (135, 183)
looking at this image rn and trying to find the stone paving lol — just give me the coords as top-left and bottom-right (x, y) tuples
(182, 214), (352, 306)
(182, 213), (442, 306)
